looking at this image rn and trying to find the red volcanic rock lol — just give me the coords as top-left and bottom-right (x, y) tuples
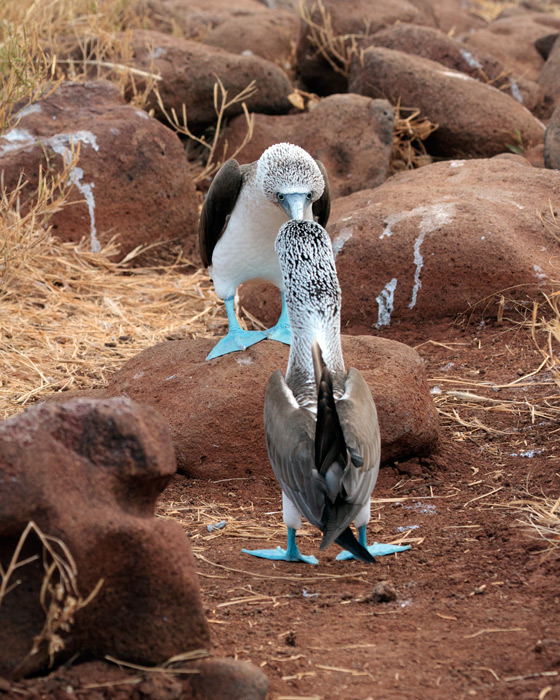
(222, 94), (394, 197)
(0, 80), (198, 256)
(98, 336), (439, 478)
(203, 12), (299, 68)
(538, 34), (560, 113)
(144, 0), (274, 38)
(368, 22), (543, 113)
(544, 101), (560, 168)
(295, 0), (437, 95)
(463, 12), (560, 83)
(124, 29), (293, 130)
(429, 0), (487, 34)
(0, 397), (209, 679)
(327, 155), (559, 331)
(241, 155), (559, 333)
(348, 47), (545, 158)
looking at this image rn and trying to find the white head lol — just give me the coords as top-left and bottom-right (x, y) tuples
(256, 142), (325, 220)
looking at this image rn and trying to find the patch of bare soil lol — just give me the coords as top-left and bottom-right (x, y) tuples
(4, 317), (560, 700)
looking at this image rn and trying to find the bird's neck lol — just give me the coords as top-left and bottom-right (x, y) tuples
(286, 311), (345, 410)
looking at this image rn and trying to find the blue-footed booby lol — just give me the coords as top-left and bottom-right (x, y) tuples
(199, 143), (330, 361)
(242, 220), (409, 564)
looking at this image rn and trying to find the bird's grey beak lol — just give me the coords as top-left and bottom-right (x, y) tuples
(279, 193), (311, 220)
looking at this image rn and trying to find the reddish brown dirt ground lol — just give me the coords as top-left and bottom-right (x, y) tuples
(5, 314), (560, 700)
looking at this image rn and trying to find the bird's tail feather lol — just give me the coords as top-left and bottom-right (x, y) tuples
(334, 526), (376, 564)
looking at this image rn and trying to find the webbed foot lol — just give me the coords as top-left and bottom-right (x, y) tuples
(206, 329), (266, 360)
(242, 546), (318, 565)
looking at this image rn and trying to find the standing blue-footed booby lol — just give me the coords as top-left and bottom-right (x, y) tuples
(243, 220), (408, 564)
(199, 143), (330, 361)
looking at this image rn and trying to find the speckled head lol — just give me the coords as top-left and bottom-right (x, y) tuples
(256, 143), (325, 216)
(275, 219), (340, 315)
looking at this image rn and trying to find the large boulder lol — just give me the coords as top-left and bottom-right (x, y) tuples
(462, 12), (560, 83)
(241, 155), (560, 333)
(202, 11), (299, 68)
(222, 94), (394, 198)
(123, 29), (293, 130)
(348, 47), (545, 158)
(0, 397), (209, 679)
(544, 101), (560, 169)
(143, 0), (274, 38)
(538, 34), (560, 114)
(295, 0), (437, 95)
(95, 336), (439, 478)
(0, 80), (198, 255)
(368, 22), (543, 113)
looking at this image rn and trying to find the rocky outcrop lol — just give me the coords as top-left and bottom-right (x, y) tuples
(241, 155), (560, 333)
(295, 0), (437, 94)
(95, 336), (439, 478)
(0, 80), (198, 256)
(202, 12), (299, 68)
(222, 94), (394, 198)
(368, 22), (543, 112)
(0, 397), (209, 678)
(123, 30), (293, 130)
(348, 47), (545, 158)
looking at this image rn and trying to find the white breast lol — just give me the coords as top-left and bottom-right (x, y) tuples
(209, 182), (313, 299)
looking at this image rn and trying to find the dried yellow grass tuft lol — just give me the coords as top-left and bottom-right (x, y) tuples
(0, 167), (222, 418)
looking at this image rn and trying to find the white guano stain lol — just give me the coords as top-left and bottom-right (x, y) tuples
(449, 160), (465, 168)
(533, 264), (547, 280)
(459, 48), (483, 70)
(508, 78), (523, 103)
(379, 203), (456, 309)
(48, 131), (101, 252)
(374, 278), (398, 328)
(332, 226), (354, 258)
(18, 103), (42, 118)
(0, 128), (101, 252)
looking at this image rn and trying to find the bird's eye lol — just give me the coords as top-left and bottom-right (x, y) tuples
(306, 192), (313, 200)
(277, 193), (285, 202)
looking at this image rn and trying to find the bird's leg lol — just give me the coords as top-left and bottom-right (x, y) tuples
(242, 527), (318, 565)
(265, 292), (292, 346)
(206, 295), (267, 360)
(336, 525), (412, 561)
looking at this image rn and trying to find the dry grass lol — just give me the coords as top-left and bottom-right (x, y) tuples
(0, 520), (103, 665)
(297, 0), (369, 78)
(0, 165), (222, 418)
(390, 103), (438, 174)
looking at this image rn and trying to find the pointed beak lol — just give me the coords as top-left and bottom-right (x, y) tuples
(279, 193), (311, 220)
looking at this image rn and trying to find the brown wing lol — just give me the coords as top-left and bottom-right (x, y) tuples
(263, 370), (327, 530)
(335, 367), (381, 507)
(198, 159), (248, 268)
(313, 160), (331, 227)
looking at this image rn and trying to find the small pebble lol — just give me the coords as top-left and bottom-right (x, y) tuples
(372, 580), (398, 604)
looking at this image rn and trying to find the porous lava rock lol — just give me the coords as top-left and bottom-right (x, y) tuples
(544, 101), (560, 168)
(0, 80), (198, 256)
(538, 34), (560, 114)
(144, 0), (274, 38)
(123, 29), (293, 130)
(202, 11), (299, 68)
(222, 94), (394, 198)
(241, 155), (560, 333)
(97, 336), (439, 478)
(295, 0), (437, 95)
(0, 397), (209, 679)
(429, 0), (487, 34)
(348, 47), (545, 158)
(368, 22), (543, 113)
(462, 12), (560, 83)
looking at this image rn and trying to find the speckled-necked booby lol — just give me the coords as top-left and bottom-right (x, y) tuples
(199, 143), (330, 361)
(242, 220), (409, 564)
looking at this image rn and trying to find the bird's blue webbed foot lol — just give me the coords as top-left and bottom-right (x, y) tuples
(242, 528), (318, 565)
(265, 292), (292, 346)
(335, 526), (411, 561)
(206, 296), (267, 360)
